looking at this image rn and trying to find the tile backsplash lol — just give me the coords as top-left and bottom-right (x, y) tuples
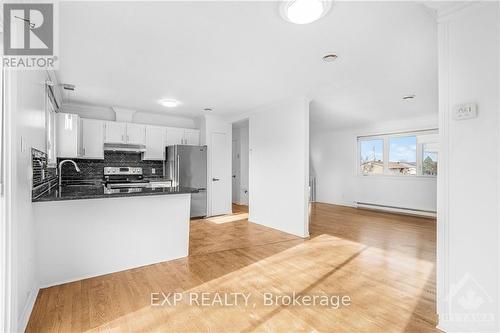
(32, 148), (57, 199)
(58, 151), (164, 181)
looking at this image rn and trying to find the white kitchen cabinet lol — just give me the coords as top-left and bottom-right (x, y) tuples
(125, 123), (146, 145)
(184, 129), (200, 145)
(81, 119), (105, 159)
(166, 127), (185, 146)
(57, 113), (81, 158)
(166, 127), (200, 146)
(144, 125), (166, 160)
(104, 122), (126, 144)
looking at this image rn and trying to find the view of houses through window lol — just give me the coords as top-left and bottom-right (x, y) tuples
(358, 130), (438, 176)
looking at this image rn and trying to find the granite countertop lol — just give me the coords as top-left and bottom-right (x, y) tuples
(33, 184), (197, 202)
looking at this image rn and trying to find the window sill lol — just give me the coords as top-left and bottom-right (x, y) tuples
(358, 174), (437, 180)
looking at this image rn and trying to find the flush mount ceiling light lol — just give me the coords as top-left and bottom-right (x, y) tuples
(402, 94), (416, 100)
(322, 53), (338, 62)
(203, 108), (213, 112)
(280, 0), (332, 25)
(159, 98), (181, 108)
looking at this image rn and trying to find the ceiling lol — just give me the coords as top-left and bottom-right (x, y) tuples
(58, 1), (438, 130)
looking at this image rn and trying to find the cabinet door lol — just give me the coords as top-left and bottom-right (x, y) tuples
(104, 122), (126, 143)
(56, 113), (80, 158)
(81, 119), (104, 159)
(184, 129), (200, 145)
(166, 127), (185, 146)
(126, 123), (146, 144)
(144, 126), (166, 160)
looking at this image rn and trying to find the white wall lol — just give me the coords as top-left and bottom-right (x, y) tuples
(310, 115), (438, 213)
(62, 103), (197, 128)
(249, 98), (309, 237)
(200, 114), (232, 216)
(5, 70), (48, 332)
(437, 3), (499, 332)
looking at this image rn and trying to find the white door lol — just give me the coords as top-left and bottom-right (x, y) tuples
(81, 119), (104, 159)
(104, 122), (126, 143)
(184, 129), (200, 145)
(211, 132), (230, 216)
(126, 123), (146, 144)
(144, 126), (166, 160)
(166, 127), (184, 145)
(232, 140), (239, 203)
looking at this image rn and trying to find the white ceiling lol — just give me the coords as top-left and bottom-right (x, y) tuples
(58, 1), (438, 130)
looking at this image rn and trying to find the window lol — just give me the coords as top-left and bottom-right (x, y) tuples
(388, 136), (417, 175)
(422, 143), (438, 176)
(357, 130), (438, 177)
(359, 139), (384, 175)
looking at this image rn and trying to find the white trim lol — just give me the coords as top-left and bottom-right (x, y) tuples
(18, 285), (39, 333)
(1, 68), (14, 333)
(437, 17), (451, 328)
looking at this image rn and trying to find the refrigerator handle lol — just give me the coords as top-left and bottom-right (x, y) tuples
(176, 154), (180, 186)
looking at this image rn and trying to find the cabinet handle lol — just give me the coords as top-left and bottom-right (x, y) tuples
(83, 148), (86, 156)
(122, 134), (124, 142)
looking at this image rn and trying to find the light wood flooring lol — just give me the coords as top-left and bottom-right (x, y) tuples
(26, 203), (438, 332)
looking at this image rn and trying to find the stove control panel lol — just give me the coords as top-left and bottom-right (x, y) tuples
(104, 167), (143, 176)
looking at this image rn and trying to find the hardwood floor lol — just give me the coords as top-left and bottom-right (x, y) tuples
(26, 203), (438, 333)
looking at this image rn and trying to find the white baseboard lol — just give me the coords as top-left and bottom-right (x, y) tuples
(356, 202), (436, 218)
(18, 285), (39, 333)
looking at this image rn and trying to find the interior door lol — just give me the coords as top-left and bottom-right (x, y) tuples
(81, 119), (104, 159)
(166, 127), (185, 145)
(104, 122), (126, 143)
(126, 123), (146, 144)
(211, 132), (229, 216)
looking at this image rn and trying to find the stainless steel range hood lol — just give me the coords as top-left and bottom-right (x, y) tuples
(103, 143), (147, 153)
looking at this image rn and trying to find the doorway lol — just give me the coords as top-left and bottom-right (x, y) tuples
(231, 119), (249, 211)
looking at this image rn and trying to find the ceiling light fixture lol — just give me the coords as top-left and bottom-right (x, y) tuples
(402, 94), (416, 100)
(322, 53), (338, 62)
(203, 108), (213, 112)
(280, 0), (332, 25)
(159, 98), (181, 108)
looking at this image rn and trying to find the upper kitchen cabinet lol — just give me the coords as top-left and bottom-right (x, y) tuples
(166, 127), (200, 146)
(126, 123), (146, 145)
(143, 125), (166, 160)
(81, 119), (105, 159)
(57, 113), (81, 158)
(166, 127), (185, 145)
(104, 122), (127, 144)
(184, 129), (200, 145)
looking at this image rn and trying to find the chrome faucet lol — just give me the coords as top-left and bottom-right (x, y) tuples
(58, 159), (81, 187)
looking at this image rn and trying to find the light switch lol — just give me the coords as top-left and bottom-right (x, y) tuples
(454, 103), (477, 120)
(151, 168), (156, 174)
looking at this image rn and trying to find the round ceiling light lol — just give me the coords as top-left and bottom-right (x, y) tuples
(280, 0), (332, 25)
(159, 98), (181, 108)
(322, 53), (338, 62)
(203, 108), (213, 112)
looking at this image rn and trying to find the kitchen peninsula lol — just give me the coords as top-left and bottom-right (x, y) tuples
(33, 184), (197, 287)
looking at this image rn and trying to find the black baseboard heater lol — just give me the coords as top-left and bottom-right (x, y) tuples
(355, 202), (436, 218)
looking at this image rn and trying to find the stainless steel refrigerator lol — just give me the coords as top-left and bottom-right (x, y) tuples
(166, 145), (207, 218)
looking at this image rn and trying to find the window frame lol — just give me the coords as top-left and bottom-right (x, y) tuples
(357, 129), (438, 178)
